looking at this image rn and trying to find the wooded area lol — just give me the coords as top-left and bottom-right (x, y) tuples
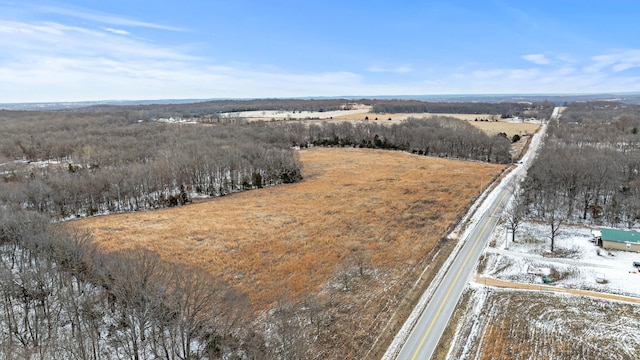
(70, 99), (373, 119)
(518, 102), (640, 249)
(0, 209), (259, 359)
(0, 111), (302, 218)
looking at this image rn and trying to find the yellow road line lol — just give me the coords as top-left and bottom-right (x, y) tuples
(410, 189), (510, 360)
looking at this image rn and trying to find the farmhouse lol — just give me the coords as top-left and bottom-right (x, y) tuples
(600, 228), (640, 252)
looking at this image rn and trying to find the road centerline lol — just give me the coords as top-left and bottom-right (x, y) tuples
(410, 188), (511, 359)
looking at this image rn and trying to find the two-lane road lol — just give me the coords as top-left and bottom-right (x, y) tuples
(395, 183), (512, 359)
(391, 119), (549, 359)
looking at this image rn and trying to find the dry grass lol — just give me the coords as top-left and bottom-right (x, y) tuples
(329, 113), (539, 138)
(72, 148), (505, 357)
(76, 148), (502, 309)
(448, 289), (640, 360)
(333, 112), (497, 122)
(465, 120), (539, 138)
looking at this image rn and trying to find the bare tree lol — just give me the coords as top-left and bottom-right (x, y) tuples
(504, 189), (526, 244)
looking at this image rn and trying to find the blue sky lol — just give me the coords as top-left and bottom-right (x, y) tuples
(1, 0), (639, 102)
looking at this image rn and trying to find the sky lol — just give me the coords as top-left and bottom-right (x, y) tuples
(1, 0), (639, 103)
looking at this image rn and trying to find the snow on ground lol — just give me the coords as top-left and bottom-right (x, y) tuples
(220, 106), (370, 120)
(483, 221), (640, 298)
(155, 117), (198, 124)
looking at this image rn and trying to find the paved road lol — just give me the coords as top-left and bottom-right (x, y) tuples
(395, 180), (512, 359)
(391, 118), (550, 360)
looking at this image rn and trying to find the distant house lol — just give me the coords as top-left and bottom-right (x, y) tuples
(600, 228), (640, 252)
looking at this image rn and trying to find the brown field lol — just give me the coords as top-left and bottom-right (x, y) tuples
(446, 289), (640, 360)
(235, 107), (540, 141)
(73, 148), (505, 356)
(333, 112), (497, 122)
(329, 112), (539, 138)
(76, 148), (503, 309)
(464, 120), (539, 137)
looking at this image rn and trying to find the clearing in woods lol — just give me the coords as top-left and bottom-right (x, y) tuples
(75, 148), (504, 311)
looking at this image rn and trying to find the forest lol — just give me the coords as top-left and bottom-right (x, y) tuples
(516, 102), (640, 249)
(0, 209), (259, 359)
(0, 100), (529, 359)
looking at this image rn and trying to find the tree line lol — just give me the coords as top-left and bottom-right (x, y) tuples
(276, 116), (513, 164)
(371, 100), (555, 119)
(63, 98), (556, 122)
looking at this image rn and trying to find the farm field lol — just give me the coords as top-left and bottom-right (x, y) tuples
(465, 119), (539, 137)
(220, 104), (540, 139)
(73, 147), (506, 357)
(76, 147), (505, 309)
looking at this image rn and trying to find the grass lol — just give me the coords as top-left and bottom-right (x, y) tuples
(332, 112), (540, 138)
(449, 289), (640, 360)
(72, 147), (505, 357)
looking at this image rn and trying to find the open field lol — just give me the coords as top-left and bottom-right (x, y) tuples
(333, 111), (497, 122)
(73, 147), (505, 357)
(334, 113), (540, 138)
(465, 120), (539, 137)
(75, 148), (504, 310)
(219, 104), (540, 139)
(220, 104), (370, 121)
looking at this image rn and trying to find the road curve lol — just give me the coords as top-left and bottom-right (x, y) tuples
(389, 119), (549, 360)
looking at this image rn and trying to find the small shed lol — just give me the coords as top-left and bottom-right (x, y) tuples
(600, 228), (640, 252)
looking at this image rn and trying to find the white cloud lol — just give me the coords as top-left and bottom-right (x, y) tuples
(586, 50), (640, 73)
(103, 27), (130, 36)
(36, 5), (185, 32)
(521, 54), (551, 65)
(0, 20), (194, 61)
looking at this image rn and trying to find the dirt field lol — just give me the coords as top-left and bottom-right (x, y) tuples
(75, 148), (504, 311)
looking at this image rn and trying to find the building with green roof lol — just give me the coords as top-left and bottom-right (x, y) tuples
(600, 228), (640, 252)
